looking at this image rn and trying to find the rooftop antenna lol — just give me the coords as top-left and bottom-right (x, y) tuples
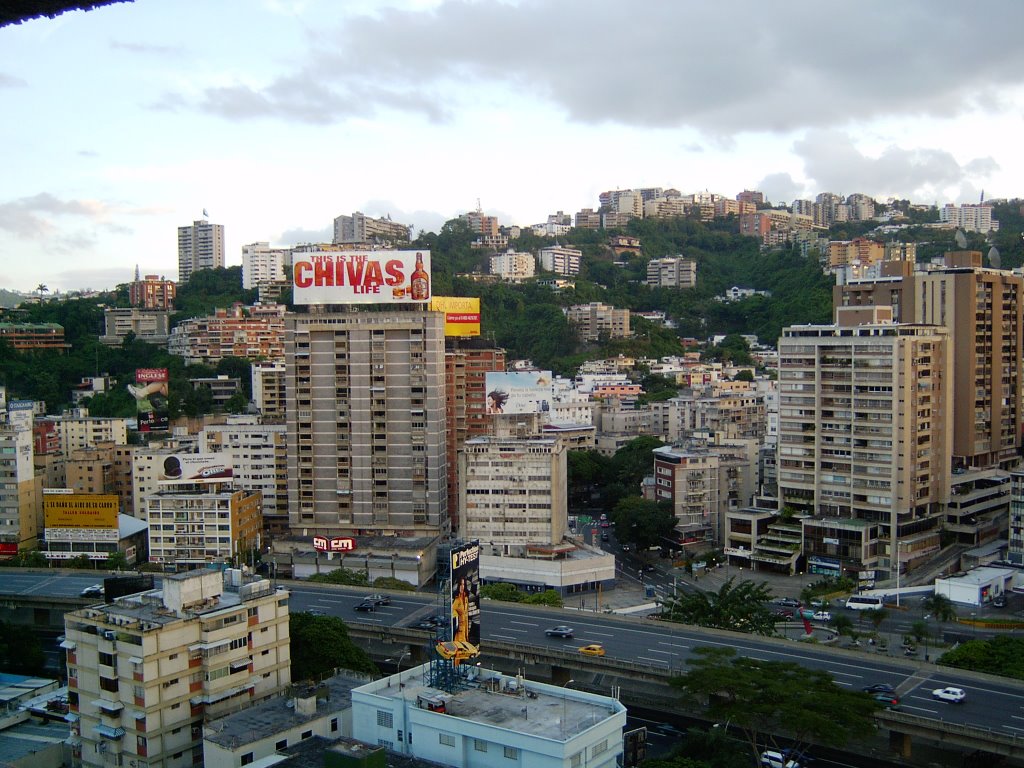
(476, 198), (482, 213)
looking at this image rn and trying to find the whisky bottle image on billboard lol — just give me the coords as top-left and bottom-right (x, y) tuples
(410, 252), (430, 300)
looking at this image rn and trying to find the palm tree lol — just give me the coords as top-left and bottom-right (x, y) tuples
(867, 607), (889, 647)
(35, 283), (48, 299)
(921, 593), (957, 661)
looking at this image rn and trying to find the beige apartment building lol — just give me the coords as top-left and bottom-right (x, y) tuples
(827, 238), (885, 269)
(167, 304), (286, 365)
(251, 360), (286, 423)
(564, 302), (631, 342)
(459, 436), (567, 549)
(64, 569), (290, 768)
(835, 251), (1024, 469)
(646, 257), (697, 289)
(777, 307), (952, 578)
(147, 486), (263, 568)
(284, 309), (448, 539)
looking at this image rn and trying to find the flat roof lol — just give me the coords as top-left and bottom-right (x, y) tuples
(363, 664), (623, 743)
(205, 674), (369, 748)
(0, 718), (69, 764)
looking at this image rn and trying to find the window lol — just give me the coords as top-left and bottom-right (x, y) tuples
(570, 753), (582, 768)
(99, 652), (115, 667)
(377, 710), (394, 728)
(330, 718), (338, 733)
(241, 753), (253, 766)
(439, 734), (455, 747)
(504, 746), (519, 759)
(592, 739), (608, 757)
(474, 739), (488, 752)
(275, 740), (287, 750)
(301, 730), (312, 740)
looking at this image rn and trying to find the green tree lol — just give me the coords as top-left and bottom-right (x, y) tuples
(104, 551), (129, 571)
(605, 435), (665, 505)
(672, 647), (879, 763)
(0, 619), (46, 675)
(660, 578), (776, 636)
(524, 589), (563, 607)
(289, 612), (377, 681)
(223, 391), (249, 414)
(938, 636), (1024, 680)
(609, 496), (676, 550)
(566, 449), (612, 508)
(372, 577), (415, 592)
(479, 583), (524, 603)
(66, 554), (94, 569)
(831, 613), (854, 640)
(921, 593), (957, 624)
(306, 568), (369, 587)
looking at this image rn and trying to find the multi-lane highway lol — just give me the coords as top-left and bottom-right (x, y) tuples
(5, 570), (1024, 740)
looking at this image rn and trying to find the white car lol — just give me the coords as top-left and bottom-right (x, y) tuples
(812, 610), (832, 622)
(932, 686), (966, 703)
(760, 749), (802, 768)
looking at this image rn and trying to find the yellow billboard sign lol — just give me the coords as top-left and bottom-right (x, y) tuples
(44, 493), (118, 530)
(430, 296), (481, 337)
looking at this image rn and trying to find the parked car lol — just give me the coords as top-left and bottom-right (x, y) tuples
(545, 625), (574, 638)
(772, 597), (800, 608)
(932, 686), (966, 703)
(863, 683), (896, 695)
(993, 594), (1007, 608)
(812, 610), (832, 622)
(578, 644), (606, 657)
(80, 584), (104, 598)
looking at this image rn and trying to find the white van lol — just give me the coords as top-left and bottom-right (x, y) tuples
(845, 595), (883, 611)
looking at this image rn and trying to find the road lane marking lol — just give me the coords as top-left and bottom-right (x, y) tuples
(492, 634), (515, 641)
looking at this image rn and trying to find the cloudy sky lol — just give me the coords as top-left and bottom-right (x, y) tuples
(1, 0), (1022, 293)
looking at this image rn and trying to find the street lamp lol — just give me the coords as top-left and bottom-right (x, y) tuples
(385, 651), (411, 688)
(895, 540), (902, 608)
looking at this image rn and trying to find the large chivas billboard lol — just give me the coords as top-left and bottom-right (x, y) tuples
(292, 250), (431, 305)
(429, 296), (481, 337)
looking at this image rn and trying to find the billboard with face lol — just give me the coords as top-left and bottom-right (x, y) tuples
(450, 541), (481, 654)
(132, 368), (169, 432)
(292, 250), (431, 305)
(484, 371), (553, 415)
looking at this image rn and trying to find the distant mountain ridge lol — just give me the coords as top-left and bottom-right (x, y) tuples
(0, 289), (31, 309)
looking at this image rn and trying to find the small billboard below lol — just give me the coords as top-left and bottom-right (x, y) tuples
(430, 296), (481, 337)
(160, 454), (233, 483)
(313, 536), (357, 553)
(484, 371), (553, 415)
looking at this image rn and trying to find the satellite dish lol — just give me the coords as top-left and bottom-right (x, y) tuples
(955, 230), (968, 249)
(989, 246), (1001, 270)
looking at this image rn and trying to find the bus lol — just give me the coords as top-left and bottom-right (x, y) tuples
(845, 595), (884, 611)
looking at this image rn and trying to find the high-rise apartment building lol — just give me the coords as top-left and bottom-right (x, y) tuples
(167, 304), (286, 365)
(129, 274), (176, 310)
(564, 302), (631, 342)
(332, 212), (411, 245)
(285, 309), (448, 538)
(940, 203), (999, 233)
(835, 251), (1024, 469)
(489, 249), (535, 282)
(251, 360), (286, 423)
(776, 308), (952, 578)
(0, 415), (40, 556)
(241, 242), (291, 289)
(64, 570), (290, 768)
(537, 246), (582, 276)
(646, 256), (697, 289)
(178, 219), (225, 284)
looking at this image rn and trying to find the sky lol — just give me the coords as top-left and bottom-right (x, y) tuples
(2, 0), (1023, 293)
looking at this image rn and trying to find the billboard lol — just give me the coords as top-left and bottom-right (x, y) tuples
(131, 368), (169, 432)
(313, 536), (357, 553)
(430, 296), (481, 337)
(160, 454), (233, 483)
(44, 493), (118, 530)
(484, 371), (553, 415)
(292, 250), (431, 305)
(450, 541), (481, 659)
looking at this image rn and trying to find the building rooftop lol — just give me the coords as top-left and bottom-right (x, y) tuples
(278, 735), (448, 768)
(363, 664), (623, 743)
(205, 674), (370, 749)
(0, 717), (69, 765)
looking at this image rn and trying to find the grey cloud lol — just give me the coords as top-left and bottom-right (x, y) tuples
(0, 73), (27, 88)
(277, 226), (332, 245)
(51, 266), (135, 291)
(757, 173), (805, 205)
(110, 40), (181, 55)
(181, 1), (1024, 133)
(792, 130), (995, 201)
(360, 200), (448, 236)
(0, 193), (110, 240)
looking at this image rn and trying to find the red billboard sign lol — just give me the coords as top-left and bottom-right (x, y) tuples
(313, 536), (357, 553)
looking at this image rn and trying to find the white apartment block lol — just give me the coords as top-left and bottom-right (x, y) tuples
(147, 486), (263, 568)
(489, 249), (535, 282)
(940, 203), (999, 233)
(100, 308), (172, 347)
(53, 410), (129, 455)
(646, 256), (697, 289)
(241, 242), (291, 290)
(178, 219), (225, 284)
(251, 360), (286, 423)
(538, 246), (582, 276)
(199, 418), (287, 536)
(64, 569), (290, 768)
(459, 437), (567, 549)
(564, 303), (631, 342)
(352, 663), (626, 768)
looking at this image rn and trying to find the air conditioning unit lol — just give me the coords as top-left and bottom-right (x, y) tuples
(103, 630), (116, 641)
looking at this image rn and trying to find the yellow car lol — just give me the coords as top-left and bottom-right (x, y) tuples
(578, 643), (606, 657)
